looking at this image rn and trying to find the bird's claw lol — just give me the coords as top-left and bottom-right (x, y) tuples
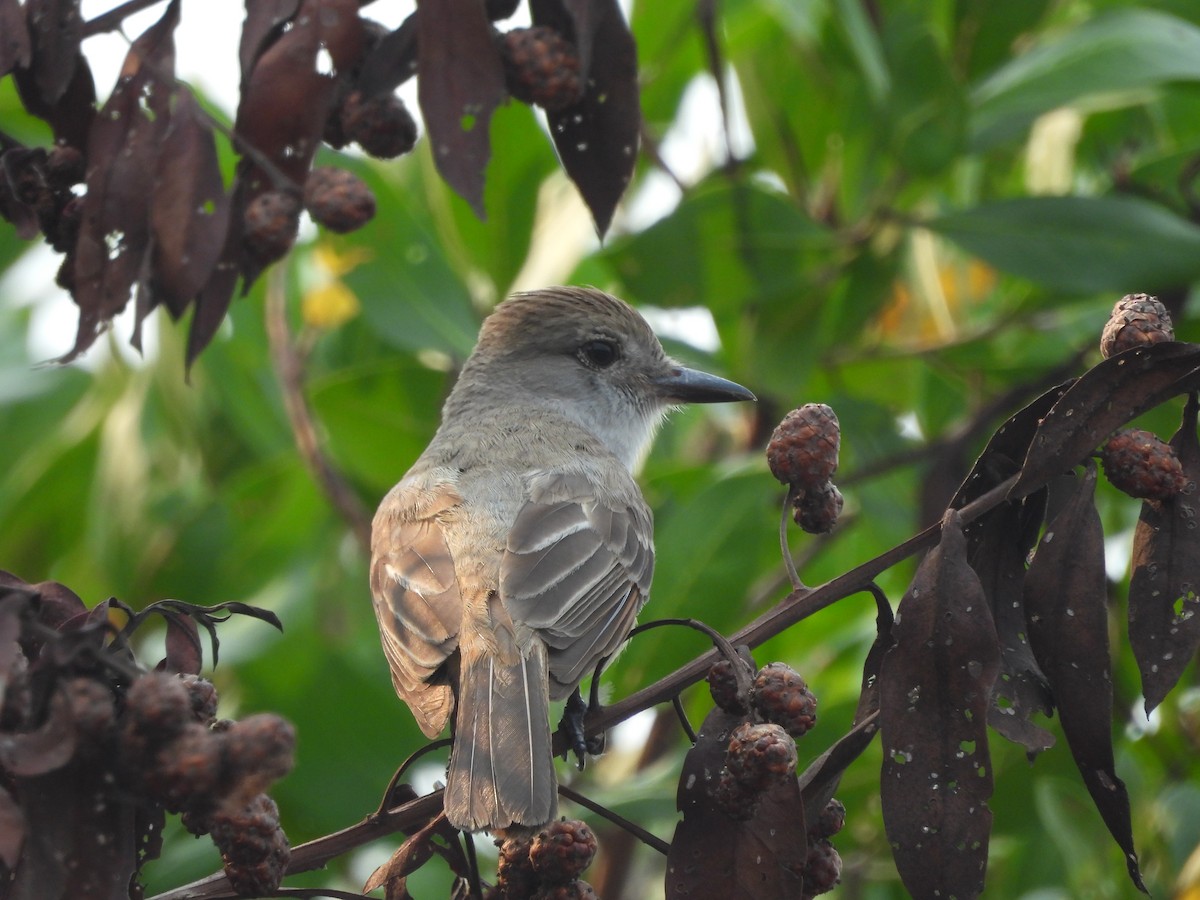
(558, 689), (604, 770)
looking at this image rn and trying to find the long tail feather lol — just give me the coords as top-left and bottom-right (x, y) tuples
(444, 645), (557, 833)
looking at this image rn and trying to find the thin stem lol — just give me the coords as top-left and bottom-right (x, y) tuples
(780, 483), (805, 591)
(82, 0), (169, 36)
(557, 783), (671, 856)
(671, 694), (697, 743)
(265, 267), (373, 554)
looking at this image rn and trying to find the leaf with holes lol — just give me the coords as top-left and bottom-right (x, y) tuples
(237, 0), (300, 82)
(13, 49), (96, 149)
(533, 0), (640, 236)
(667, 706), (807, 898)
(1129, 393), (1200, 714)
(1010, 342), (1200, 500)
(188, 0), (365, 362)
(416, 0), (505, 217)
(879, 511), (999, 900)
(66, 0), (180, 362)
(1025, 463), (1146, 892)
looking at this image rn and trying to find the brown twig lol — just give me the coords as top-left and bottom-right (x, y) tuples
(151, 472), (1020, 900)
(557, 783), (671, 856)
(264, 267), (373, 555)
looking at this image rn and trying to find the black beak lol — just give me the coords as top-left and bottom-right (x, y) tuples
(654, 365), (756, 404)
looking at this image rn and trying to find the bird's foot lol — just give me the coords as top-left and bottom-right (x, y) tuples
(558, 689), (605, 770)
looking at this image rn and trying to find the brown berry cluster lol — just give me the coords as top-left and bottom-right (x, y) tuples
(243, 190), (303, 265)
(767, 404), (844, 534)
(499, 27), (585, 112)
(118, 671), (295, 894)
(304, 166), (376, 234)
(794, 798), (846, 897)
(1100, 292), (1175, 358)
(494, 819), (599, 899)
(0, 575), (295, 898)
(1100, 428), (1189, 501)
(0, 143), (88, 291)
(707, 659), (818, 820)
(331, 89), (419, 160)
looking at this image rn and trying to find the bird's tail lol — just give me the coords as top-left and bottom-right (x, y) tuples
(444, 644), (558, 833)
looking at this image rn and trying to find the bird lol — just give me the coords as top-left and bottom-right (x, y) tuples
(369, 285), (755, 834)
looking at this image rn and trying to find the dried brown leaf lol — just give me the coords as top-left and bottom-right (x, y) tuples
(666, 707), (807, 898)
(144, 87), (230, 323)
(1010, 343), (1200, 500)
(363, 817), (439, 893)
(878, 511), (999, 900)
(416, 0), (506, 217)
(0, 688), (75, 776)
(12, 51), (96, 150)
(0, 0), (31, 77)
(66, 0), (180, 362)
(1129, 393), (1200, 713)
(23, 0), (82, 104)
(1025, 463), (1146, 892)
(532, 0), (640, 236)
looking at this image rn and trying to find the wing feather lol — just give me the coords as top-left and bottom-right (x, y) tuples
(501, 469), (653, 698)
(370, 479), (463, 737)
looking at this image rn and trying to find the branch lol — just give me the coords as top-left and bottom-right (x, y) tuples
(264, 267), (373, 555)
(153, 473), (1019, 900)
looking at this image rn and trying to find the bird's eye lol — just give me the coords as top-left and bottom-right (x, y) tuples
(579, 339), (619, 368)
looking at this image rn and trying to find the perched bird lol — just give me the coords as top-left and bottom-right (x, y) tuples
(370, 286), (754, 833)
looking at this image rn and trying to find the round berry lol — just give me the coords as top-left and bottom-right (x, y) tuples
(767, 404), (840, 489)
(341, 91), (418, 159)
(63, 677), (116, 744)
(707, 658), (753, 715)
(180, 674), (219, 723)
(496, 833), (538, 899)
(304, 167), (376, 233)
(801, 838), (842, 896)
(124, 672), (192, 745)
(711, 767), (759, 821)
(529, 819), (598, 884)
(751, 663), (818, 738)
(145, 722), (225, 812)
(45, 144), (86, 188)
(1100, 429), (1188, 501)
(222, 713), (296, 800)
(1100, 293), (1174, 358)
(793, 481), (843, 535)
(810, 798), (846, 840)
(500, 27), (584, 112)
(243, 190), (301, 264)
(725, 721), (798, 792)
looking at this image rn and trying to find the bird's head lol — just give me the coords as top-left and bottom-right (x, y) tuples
(452, 286), (754, 469)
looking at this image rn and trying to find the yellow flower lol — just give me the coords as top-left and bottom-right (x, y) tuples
(302, 280), (360, 330)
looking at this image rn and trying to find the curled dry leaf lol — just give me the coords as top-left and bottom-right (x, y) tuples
(532, 0), (640, 237)
(1128, 392), (1200, 713)
(23, 0), (82, 106)
(1010, 342), (1200, 501)
(0, 0), (31, 78)
(189, 0), (366, 363)
(416, 0), (507, 217)
(1025, 463), (1146, 893)
(878, 511), (999, 900)
(65, 0), (180, 362)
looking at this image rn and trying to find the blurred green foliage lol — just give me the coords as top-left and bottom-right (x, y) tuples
(3, 0), (1200, 897)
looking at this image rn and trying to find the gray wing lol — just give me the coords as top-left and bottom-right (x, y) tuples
(370, 481), (462, 738)
(500, 471), (654, 698)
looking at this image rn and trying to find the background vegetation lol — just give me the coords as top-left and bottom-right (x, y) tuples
(3, 0), (1200, 897)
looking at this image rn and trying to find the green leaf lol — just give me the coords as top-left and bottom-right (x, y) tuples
(833, 0), (889, 105)
(928, 195), (1200, 293)
(971, 9), (1200, 147)
(344, 164), (480, 358)
(601, 178), (832, 311)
